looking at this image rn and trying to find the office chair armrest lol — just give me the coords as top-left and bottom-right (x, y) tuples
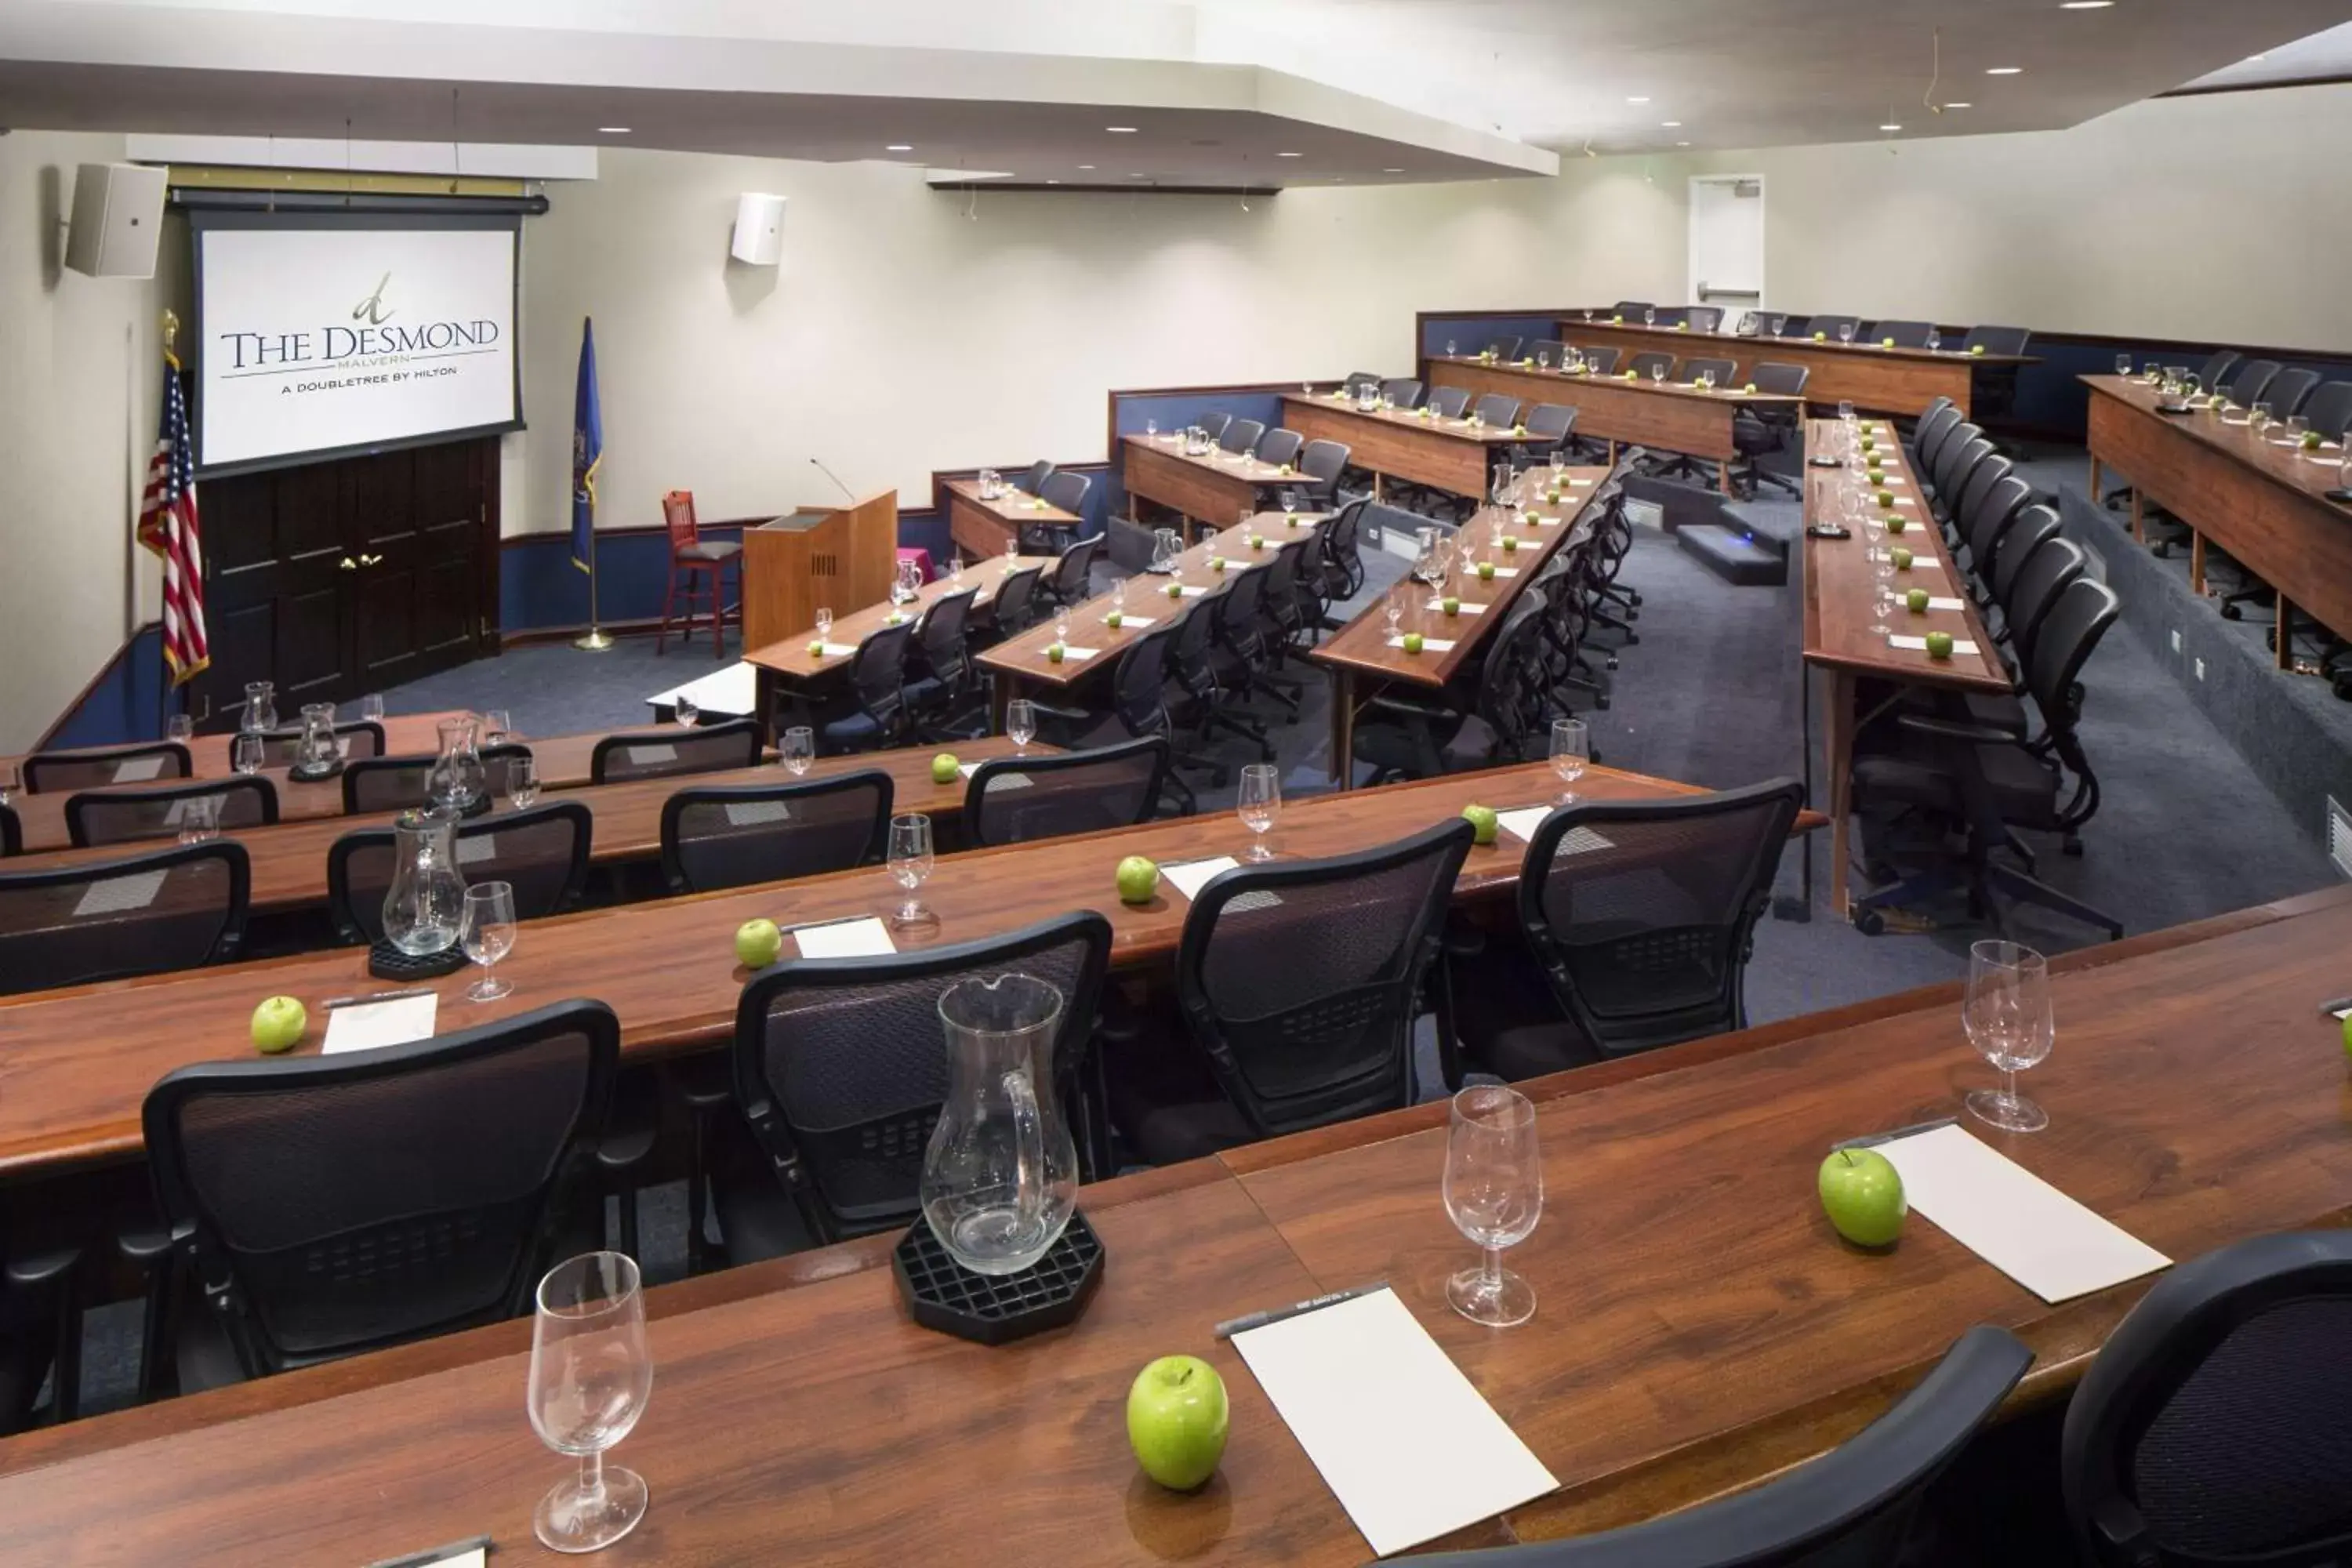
(1895, 713), (2019, 746)
(6, 1243), (82, 1293)
(1438, 916), (1487, 960)
(1363, 692), (1457, 721)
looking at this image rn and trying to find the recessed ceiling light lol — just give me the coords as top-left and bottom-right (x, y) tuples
(1382, 167), (1404, 173)
(884, 144), (913, 152)
(2059, 1), (2114, 8)
(1276, 151), (1303, 158)
(1944, 100), (1973, 108)
(1661, 121), (1682, 127)
(1880, 122), (1903, 132)
(1046, 179), (1060, 184)
(1107, 125), (1139, 133)
(1077, 164), (1094, 170)
(1985, 66), (2024, 74)
(1676, 140), (1692, 147)
(597, 126), (631, 134)
(1627, 96), (1650, 103)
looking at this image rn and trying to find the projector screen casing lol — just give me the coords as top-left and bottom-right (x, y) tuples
(191, 209), (523, 477)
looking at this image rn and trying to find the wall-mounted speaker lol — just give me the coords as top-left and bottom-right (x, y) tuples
(64, 162), (168, 279)
(730, 192), (786, 267)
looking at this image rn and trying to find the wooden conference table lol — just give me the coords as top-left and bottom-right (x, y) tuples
(1279, 389), (1519, 501)
(1427, 357), (1803, 495)
(6, 720), (629, 855)
(1550, 318), (2038, 419)
(943, 477), (1081, 561)
(2084, 372), (2352, 669)
(1119, 432), (1305, 538)
(2, 737), (1046, 916)
(5, 879), (2346, 1563)
(0, 759), (1784, 1179)
(977, 508), (1329, 726)
(1801, 419), (2009, 919)
(1315, 467), (1610, 784)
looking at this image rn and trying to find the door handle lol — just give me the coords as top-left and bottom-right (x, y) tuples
(339, 557), (358, 572)
(360, 553), (383, 567)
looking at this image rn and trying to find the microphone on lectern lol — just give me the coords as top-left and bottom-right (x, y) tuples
(809, 457), (856, 503)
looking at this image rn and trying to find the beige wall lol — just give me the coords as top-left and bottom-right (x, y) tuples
(0, 132), (176, 752)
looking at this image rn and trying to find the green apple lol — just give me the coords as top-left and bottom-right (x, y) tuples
(1926, 630), (1955, 659)
(1612, 314), (1624, 324)
(1478, 561), (1497, 581)
(1029, 499), (1047, 510)
(2303, 430), (2325, 451)
(1167, 582), (1183, 599)
(1676, 321), (1690, 331)
(1105, 610), (1123, 630)
(1969, 343), (1987, 356)
(1249, 535), (1266, 550)
(1403, 632), (1425, 655)
(1622, 370), (1638, 380)
(249, 996), (307, 1054)
(1048, 643), (1067, 664)
(1286, 513), (1301, 527)
(1813, 330), (1828, 342)
(735, 918), (783, 969)
(2341, 1009), (2352, 1060)
(1743, 382), (1758, 394)
(1127, 1356), (1229, 1491)
(1905, 587), (1929, 614)
(1875, 489), (1896, 507)
(1513, 424), (1528, 437)
(1503, 536), (1519, 552)
(931, 753), (960, 783)
(1442, 597), (1461, 617)
(1818, 1148), (1906, 1247)
(1279, 463), (1296, 475)
(1461, 804), (1498, 845)
(1882, 336), (1896, 349)
(807, 641), (825, 656)
(1116, 855), (1160, 906)
(1890, 546), (1914, 570)
(1420, 406), (1433, 419)
(1885, 514), (1907, 534)
(1210, 557), (1227, 573)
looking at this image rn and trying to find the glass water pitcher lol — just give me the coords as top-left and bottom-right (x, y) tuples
(241, 681), (278, 734)
(1150, 527), (1184, 573)
(292, 702), (340, 776)
(920, 973), (1078, 1276)
(381, 811), (466, 956)
(426, 715), (488, 815)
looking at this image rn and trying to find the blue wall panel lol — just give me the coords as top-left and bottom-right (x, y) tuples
(1418, 315), (1560, 361)
(43, 625), (169, 749)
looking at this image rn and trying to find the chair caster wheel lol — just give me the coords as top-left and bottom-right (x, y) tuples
(2152, 543), (2171, 558)
(2221, 602), (2241, 621)
(1623, 633), (1640, 646)
(1852, 908), (1886, 936)
(1595, 695), (1611, 710)
(1605, 655), (1621, 671)
(2267, 630), (2279, 653)
(2063, 835), (2084, 858)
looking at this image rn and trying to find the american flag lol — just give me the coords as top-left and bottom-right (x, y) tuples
(138, 349), (209, 685)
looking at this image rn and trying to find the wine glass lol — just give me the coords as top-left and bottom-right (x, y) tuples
(887, 813), (936, 927)
(673, 694), (699, 728)
(2115, 354), (2134, 379)
(1445, 338), (1458, 357)
(1004, 538), (1020, 575)
(1837, 400), (1857, 426)
(165, 712), (195, 744)
(1838, 322), (1857, 345)
(1007, 699), (1037, 753)
(1385, 597), (1404, 639)
(462, 881), (517, 1003)
(176, 792), (220, 845)
(1549, 718), (1588, 803)
(358, 693), (387, 724)
(1698, 368), (1716, 392)
(231, 732), (264, 776)
(506, 757), (541, 809)
(782, 725), (815, 776)
(1872, 586), (1897, 636)
(1443, 1084), (1543, 1328)
(1962, 940), (2053, 1133)
(814, 607), (833, 643)
(1643, 307), (1657, 327)
(1237, 763), (1280, 859)
(1770, 314), (1787, 336)
(1649, 361), (1666, 387)
(528, 1251), (653, 1554)
(482, 709), (513, 746)
(2251, 401), (2275, 440)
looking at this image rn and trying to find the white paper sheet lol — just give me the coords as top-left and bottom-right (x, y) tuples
(1385, 636), (1459, 653)
(74, 869), (168, 917)
(111, 755), (169, 783)
(625, 743), (678, 765)
(1496, 809), (1615, 855)
(1877, 1124), (2170, 1304)
(815, 641), (860, 658)
(455, 833), (498, 866)
(1102, 614), (1156, 629)
(789, 915), (897, 959)
(324, 993), (439, 1055)
(1926, 597), (1967, 612)
(1233, 1288), (1558, 1558)
(1887, 635), (1980, 655)
(1164, 585), (1209, 598)
(724, 800), (792, 827)
(1161, 856), (1240, 901)
(1479, 567), (1520, 579)
(1040, 645), (1101, 662)
(957, 761), (986, 779)
(1430, 603), (1489, 618)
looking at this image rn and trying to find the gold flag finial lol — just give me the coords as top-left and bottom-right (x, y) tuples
(161, 308), (180, 355)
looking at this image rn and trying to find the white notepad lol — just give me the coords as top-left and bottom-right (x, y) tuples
(1164, 585), (1209, 598)
(789, 915), (896, 959)
(625, 743), (678, 765)
(112, 755), (169, 783)
(813, 641), (860, 658)
(1161, 856), (1240, 901)
(1877, 1124), (2170, 1304)
(1431, 604), (1488, 621)
(1480, 567), (1520, 579)
(1233, 1288), (1558, 1557)
(1926, 597), (1967, 612)
(74, 869), (168, 917)
(1102, 614), (1156, 629)
(324, 993), (438, 1055)
(1041, 645), (1101, 662)
(724, 800), (792, 827)
(1887, 635), (1980, 655)
(1385, 636), (1459, 653)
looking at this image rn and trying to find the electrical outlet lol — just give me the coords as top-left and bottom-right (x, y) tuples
(2194, 658), (2206, 681)
(2170, 628), (2183, 655)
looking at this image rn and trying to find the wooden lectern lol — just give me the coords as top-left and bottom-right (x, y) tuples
(739, 489), (898, 654)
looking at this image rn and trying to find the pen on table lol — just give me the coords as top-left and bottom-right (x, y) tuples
(1834, 1116), (1957, 1152)
(2319, 995), (2352, 1018)
(361, 1534), (493, 1568)
(1214, 1280), (1388, 1341)
(319, 986), (435, 1011)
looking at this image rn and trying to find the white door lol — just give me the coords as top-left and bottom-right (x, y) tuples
(1688, 176), (1765, 332)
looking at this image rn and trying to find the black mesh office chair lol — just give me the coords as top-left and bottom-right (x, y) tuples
(970, 563), (1044, 651)
(1627, 351), (1675, 382)
(248, 721), (385, 768)
(1908, 401), (1964, 473)
(1014, 459), (1054, 495)
(21, 741), (191, 794)
(1873, 320), (1934, 348)
(1413, 1327), (2033, 1568)
(1472, 392), (1522, 429)
(1318, 496), (1370, 613)
(1610, 300), (1653, 320)
(1342, 371), (1381, 394)
(1513, 404), (1577, 467)
(1524, 339), (1568, 365)
(325, 801), (593, 947)
(1105, 820), (1475, 1166)
(0, 1210), (81, 1432)
(2261, 367), (2321, 416)
(902, 586), (985, 740)
(717, 913), (1113, 1256)
(0, 802), (16, 857)
(2063, 1230), (2352, 1568)
(1850, 578), (2124, 938)
(659, 771), (891, 894)
(1959, 325), (2031, 358)
(1204, 561), (1293, 724)
(1219, 418), (1265, 456)
(1254, 427), (1304, 470)
(590, 718), (761, 783)
(1381, 377), (1424, 409)
(2193, 350), (2241, 395)
(1677, 356), (1737, 387)
(1448, 781), (1805, 1082)
(1298, 438), (1352, 505)
(1807, 314), (1861, 343)
(340, 745), (530, 814)
(140, 999), (619, 1388)
(818, 622), (919, 753)
(2224, 359), (2281, 408)
(1577, 346), (1622, 376)
(1952, 476), (2034, 600)
(1038, 467), (1091, 518)
(1487, 335), (1524, 361)
(1197, 412), (1232, 443)
(964, 736), (1171, 846)
(1350, 592), (1552, 784)
(66, 777), (278, 848)
(1428, 387), (1472, 419)
(0, 839), (249, 995)
(1683, 306), (1725, 334)
(1730, 362), (1812, 498)
(2298, 380), (2352, 440)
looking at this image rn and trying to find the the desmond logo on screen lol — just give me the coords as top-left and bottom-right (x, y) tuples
(213, 272), (501, 387)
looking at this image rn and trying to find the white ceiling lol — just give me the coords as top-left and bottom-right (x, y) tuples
(2180, 16), (2352, 90)
(2, 0), (2349, 187)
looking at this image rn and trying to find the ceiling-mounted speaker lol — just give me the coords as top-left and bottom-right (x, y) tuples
(64, 162), (167, 279)
(730, 192), (786, 267)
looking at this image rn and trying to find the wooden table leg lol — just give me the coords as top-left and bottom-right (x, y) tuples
(1328, 668), (1356, 789)
(2190, 530), (2207, 597)
(753, 666), (779, 750)
(2088, 456), (2103, 509)
(2130, 488), (2144, 545)
(1825, 667), (1857, 920)
(2278, 596), (2297, 670)
(1719, 452), (1733, 495)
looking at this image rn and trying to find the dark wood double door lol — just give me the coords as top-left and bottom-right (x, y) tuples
(194, 437), (501, 728)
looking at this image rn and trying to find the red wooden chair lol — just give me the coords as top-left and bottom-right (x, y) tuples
(658, 490), (742, 658)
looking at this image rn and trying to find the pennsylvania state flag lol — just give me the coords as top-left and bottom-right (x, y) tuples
(571, 317), (602, 574)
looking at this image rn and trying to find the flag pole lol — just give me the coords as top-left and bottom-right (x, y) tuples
(573, 540), (614, 651)
(570, 315), (613, 651)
